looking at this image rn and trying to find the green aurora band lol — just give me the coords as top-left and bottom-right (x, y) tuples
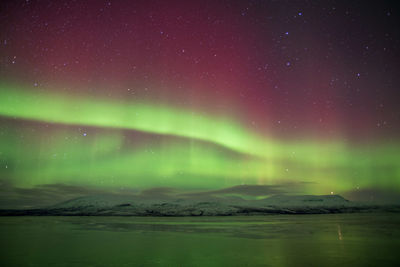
(0, 82), (399, 195)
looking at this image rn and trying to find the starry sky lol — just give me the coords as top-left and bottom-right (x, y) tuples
(0, 0), (399, 207)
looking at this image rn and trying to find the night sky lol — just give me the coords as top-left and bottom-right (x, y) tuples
(0, 0), (399, 207)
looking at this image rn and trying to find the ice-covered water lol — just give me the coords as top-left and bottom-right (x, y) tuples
(0, 213), (399, 266)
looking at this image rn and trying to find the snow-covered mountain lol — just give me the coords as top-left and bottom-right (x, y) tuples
(2, 193), (396, 216)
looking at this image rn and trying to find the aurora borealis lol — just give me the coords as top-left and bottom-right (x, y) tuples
(0, 0), (399, 206)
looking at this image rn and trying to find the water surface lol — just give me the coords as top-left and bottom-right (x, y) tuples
(1, 213), (399, 266)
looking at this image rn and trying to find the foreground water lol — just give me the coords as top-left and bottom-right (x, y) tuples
(0, 213), (399, 266)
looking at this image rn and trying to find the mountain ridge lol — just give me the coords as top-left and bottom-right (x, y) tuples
(1, 194), (399, 216)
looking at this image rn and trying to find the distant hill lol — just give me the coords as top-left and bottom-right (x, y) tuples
(1, 194), (399, 216)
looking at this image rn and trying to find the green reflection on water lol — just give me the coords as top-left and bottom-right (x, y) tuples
(0, 214), (399, 266)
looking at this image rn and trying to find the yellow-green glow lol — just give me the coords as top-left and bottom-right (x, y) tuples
(0, 83), (345, 163)
(0, 82), (399, 195)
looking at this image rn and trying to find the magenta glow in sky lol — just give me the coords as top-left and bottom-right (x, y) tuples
(1, 0), (398, 139)
(0, 0), (399, 206)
